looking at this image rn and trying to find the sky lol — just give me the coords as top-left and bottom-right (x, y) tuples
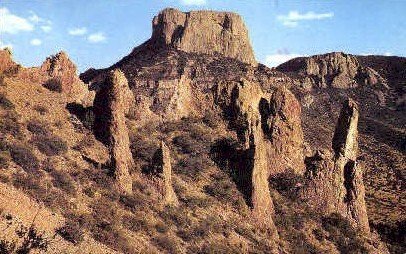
(1, 0), (405, 72)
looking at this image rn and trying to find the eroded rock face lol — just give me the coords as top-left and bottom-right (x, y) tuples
(41, 51), (91, 104)
(0, 48), (18, 75)
(93, 69), (134, 194)
(213, 79), (305, 232)
(276, 52), (386, 89)
(159, 141), (178, 206)
(300, 99), (370, 232)
(151, 8), (257, 65)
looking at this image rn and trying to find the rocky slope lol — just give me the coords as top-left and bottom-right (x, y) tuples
(277, 52), (405, 253)
(0, 7), (403, 254)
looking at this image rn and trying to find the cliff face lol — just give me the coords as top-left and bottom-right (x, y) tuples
(276, 52), (386, 90)
(150, 8), (257, 65)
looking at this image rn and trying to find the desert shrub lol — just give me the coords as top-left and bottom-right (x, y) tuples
(129, 132), (158, 162)
(8, 143), (40, 172)
(0, 239), (15, 253)
(0, 111), (22, 137)
(160, 206), (191, 228)
(155, 221), (170, 233)
(193, 241), (241, 254)
(119, 193), (149, 212)
(269, 169), (304, 200)
(204, 173), (245, 211)
(321, 213), (368, 253)
(175, 156), (208, 178)
(121, 214), (154, 234)
(27, 119), (49, 136)
(33, 105), (48, 115)
(0, 150), (11, 168)
(15, 225), (49, 253)
(50, 170), (76, 195)
(202, 111), (220, 128)
(172, 134), (208, 155)
(0, 93), (14, 109)
(56, 219), (84, 244)
(153, 234), (181, 254)
(32, 134), (68, 156)
(43, 77), (62, 92)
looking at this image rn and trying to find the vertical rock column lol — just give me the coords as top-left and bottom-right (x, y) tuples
(93, 69), (135, 195)
(160, 141), (179, 206)
(332, 99), (370, 232)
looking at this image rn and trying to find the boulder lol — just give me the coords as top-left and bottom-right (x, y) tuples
(93, 69), (134, 194)
(151, 8), (257, 65)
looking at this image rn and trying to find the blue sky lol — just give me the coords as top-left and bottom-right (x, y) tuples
(1, 0), (405, 72)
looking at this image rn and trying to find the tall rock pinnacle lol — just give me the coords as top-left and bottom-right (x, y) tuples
(150, 8), (257, 65)
(93, 69), (135, 194)
(300, 99), (370, 232)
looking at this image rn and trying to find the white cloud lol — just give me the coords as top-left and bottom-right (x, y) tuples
(69, 27), (88, 36)
(30, 38), (42, 46)
(29, 11), (43, 23)
(384, 52), (392, 56)
(180, 0), (207, 6)
(0, 8), (34, 34)
(41, 25), (52, 32)
(265, 53), (304, 67)
(277, 11), (334, 27)
(87, 32), (106, 43)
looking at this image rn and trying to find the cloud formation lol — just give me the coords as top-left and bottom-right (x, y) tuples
(30, 38), (42, 46)
(265, 50), (305, 67)
(277, 11), (334, 27)
(88, 32), (106, 43)
(69, 27), (87, 36)
(0, 8), (34, 34)
(180, 0), (207, 6)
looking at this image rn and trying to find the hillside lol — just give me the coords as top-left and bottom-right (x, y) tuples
(0, 8), (404, 254)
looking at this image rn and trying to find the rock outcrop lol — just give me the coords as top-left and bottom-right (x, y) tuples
(93, 69), (135, 194)
(213, 79), (305, 232)
(158, 141), (178, 206)
(276, 52), (386, 90)
(0, 48), (18, 75)
(41, 51), (91, 104)
(300, 99), (370, 232)
(150, 8), (257, 65)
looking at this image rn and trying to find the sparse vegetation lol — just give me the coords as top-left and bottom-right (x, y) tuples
(32, 133), (68, 156)
(8, 142), (40, 173)
(43, 77), (63, 92)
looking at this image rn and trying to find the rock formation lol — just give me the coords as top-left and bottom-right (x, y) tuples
(40, 51), (91, 104)
(276, 52), (386, 90)
(300, 99), (370, 232)
(213, 79), (305, 232)
(158, 141), (178, 206)
(0, 48), (18, 75)
(93, 69), (135, 194)
(150, 8), (257, 65)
